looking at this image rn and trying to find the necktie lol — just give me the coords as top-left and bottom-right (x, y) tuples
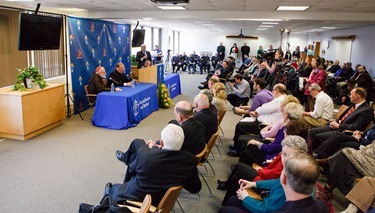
(340, 105), (356, 124)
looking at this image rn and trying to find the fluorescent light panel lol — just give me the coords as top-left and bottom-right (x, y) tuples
(157, 6), (186, 10)
(4, 0), (35, 1)
(321, 27), (337, 29)
(262, 22), (279, 25)
(259, 25), (273, 28)
(276, 6), (309, 11)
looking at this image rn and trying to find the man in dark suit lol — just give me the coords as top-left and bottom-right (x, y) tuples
(171, 53), (180, 73)
(170, 101), (206, 155)
(309, 87), (373, 150)
(136, 44), (151, 68)
(106, 62), (133, 87)
(111, 124), (201, 206)
(217, 42), (226, 61)
(193, 94), (218, 143)
(240, 42), (250, 63)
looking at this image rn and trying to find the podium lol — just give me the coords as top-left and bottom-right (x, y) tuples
(138, 64), (164, 85)
(139, 65), (158, 84)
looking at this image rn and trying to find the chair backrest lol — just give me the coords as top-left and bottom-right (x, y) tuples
(196, 144), (207, 164)
(156, 186), (183, 213)
(139, 194), (152, 213)
(203, 129), (220, 161)
(334, 104), (349, 120)
(84, 85), (89, 97)
(218, 110), (226, 126)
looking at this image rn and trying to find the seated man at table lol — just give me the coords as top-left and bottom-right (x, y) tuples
(106, 62), (133, 87)
(87, 66), (120, 102)
(111, 124), (201, 206)
(169, 101), (206, 155)
(193, 94), (218, 143)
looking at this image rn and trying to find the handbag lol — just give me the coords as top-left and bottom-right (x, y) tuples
(79, 182), (132, 213)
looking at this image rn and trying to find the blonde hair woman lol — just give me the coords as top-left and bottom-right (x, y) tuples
(212, 82), (227, 115)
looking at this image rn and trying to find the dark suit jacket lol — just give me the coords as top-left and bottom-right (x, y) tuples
(194, 108), (218, 143)
(116, 147), (201, 206)
(136, 50), (151, 68)
(337, 102), (373, 131)
(170, 118), (206, 155)
(87, 73), (110, 102)
(106, 70), (132, 87)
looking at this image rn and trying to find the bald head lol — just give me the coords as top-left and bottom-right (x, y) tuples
(174, 101), (193, 119)
(194, 94), (210, 111)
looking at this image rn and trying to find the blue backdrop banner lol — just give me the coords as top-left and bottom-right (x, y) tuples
(68, 17), (131, 113)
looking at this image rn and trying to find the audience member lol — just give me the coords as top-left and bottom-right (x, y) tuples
(111, 124), (201, 206)
(199, 89), (217, 115)
(229, 84), (287, 156)
(309, 87), (373, 151)
(238, 103), (305, 165)
(193, 94), (218, 143)
(341, 176), (375, 213)
(301, 83), (333, 128)
(303, 56), (326, 111)
(233, 78), (273, 116)
(278, 151), (329, 212)
(241, 43), (250, 63)
(212, 82), (227, 115)
(217, 42), (226, 61)
(169, 101), (206, 155)
(227, 74), (251, 108)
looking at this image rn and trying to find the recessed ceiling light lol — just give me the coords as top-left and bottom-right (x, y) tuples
(58, 8), (88, 12)
(321, 27), (338, 29)
(276, 6), (309, 11)
(256, 28), (268, 31)
(202, 24), (216, 27)
(157, 6), (186, 10)
(262, 22), (279, 25)
(259, 25), (273, 28)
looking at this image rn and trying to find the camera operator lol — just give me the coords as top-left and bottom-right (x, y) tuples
(227, 74), (251, 108)
(261, 50), (284, 89)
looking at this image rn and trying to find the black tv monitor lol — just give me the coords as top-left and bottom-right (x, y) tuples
(18, 13), (62, 50)
(132, 29), (145, 47)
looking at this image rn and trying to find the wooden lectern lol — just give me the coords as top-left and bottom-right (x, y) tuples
(138, 65), (158, 84)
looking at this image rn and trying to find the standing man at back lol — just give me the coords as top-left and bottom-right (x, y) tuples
(241, 42), (250, 63)
(136, 44), (151, 68)
(217, 42), (226, 61)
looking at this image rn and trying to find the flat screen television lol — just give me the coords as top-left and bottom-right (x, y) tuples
(132, 29), (145, 47)
(18, 13), (62, 50)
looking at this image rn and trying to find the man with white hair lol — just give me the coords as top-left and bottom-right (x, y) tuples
(301, 83), (334, 128)
(194, 93), (218, 143)
(136, 44), (151, 68)
(112, 124), (201, 206)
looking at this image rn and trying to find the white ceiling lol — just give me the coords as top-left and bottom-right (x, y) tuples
(1, 0), (375, 35)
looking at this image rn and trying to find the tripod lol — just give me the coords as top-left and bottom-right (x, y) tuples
(164, 50), (171, 73)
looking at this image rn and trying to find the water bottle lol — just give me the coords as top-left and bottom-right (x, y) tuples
(131, 80), (135, 88)
(111, 83), (114, 92)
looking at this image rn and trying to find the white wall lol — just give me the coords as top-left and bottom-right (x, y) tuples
(179, 29), (308, 58)
(308, 25), (375, 77)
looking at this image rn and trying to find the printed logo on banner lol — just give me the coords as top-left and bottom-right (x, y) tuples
(98, 60), (102, 66)
(103, 48), (107, 57)
(69, 34), (74, 45)
(90, 22), (95, 32)
(84, 35), (88, 44)
(103, 24), (106, 32)
(86, 61), (90, 70)
(77, 49), (82, 58)
(71, 63), (75, 73)
(77, 20), (81, 30)
(133, 100), (140, 116)
(113, 25), (117, 33)
(109, 58), (113, 66)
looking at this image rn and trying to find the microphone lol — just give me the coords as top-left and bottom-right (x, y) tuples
(109, 77), (120, 85)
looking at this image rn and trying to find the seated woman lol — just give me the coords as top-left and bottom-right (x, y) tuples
(219, 126), (307, 206)
(219, 136), (308, 213)
(212, 82), (227, 115)
(238, 102), (305, 166)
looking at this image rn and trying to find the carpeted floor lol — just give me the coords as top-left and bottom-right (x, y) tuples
(0, 71), (347, 212)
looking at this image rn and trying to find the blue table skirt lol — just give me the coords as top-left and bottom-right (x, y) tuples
(164, 73), (181, 98)
(92, 83), (159, 130)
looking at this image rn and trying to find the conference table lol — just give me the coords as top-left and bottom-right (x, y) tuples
(164, 73), (181, 98)
(92, 83), (159, 130)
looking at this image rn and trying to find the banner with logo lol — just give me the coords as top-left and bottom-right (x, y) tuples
(68, 17), (131, 113)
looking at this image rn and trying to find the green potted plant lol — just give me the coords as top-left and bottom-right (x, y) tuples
(130, 54), (138, 67)
(12, 66), (48, 91)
